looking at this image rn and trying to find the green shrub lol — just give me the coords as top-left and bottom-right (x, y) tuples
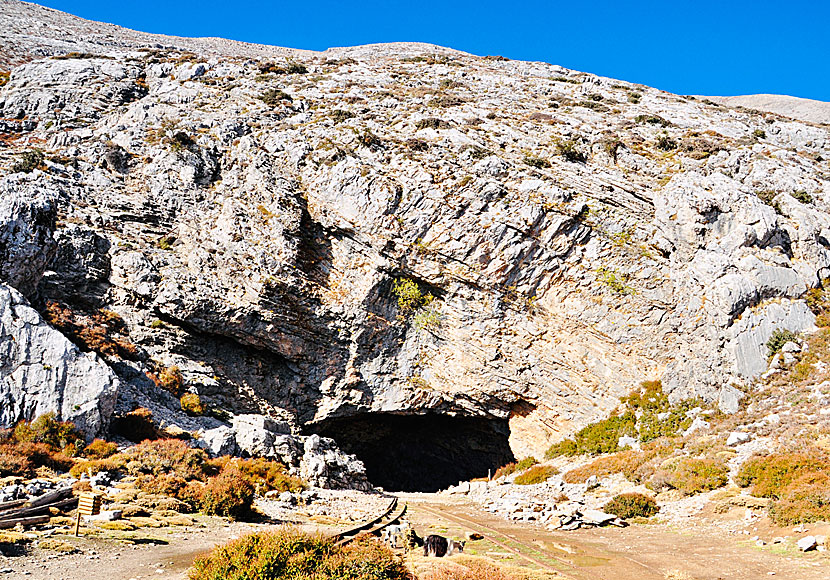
(11, 150), (45, 173)
(258, 89), (292, 106)
(596, 266), (635, 295)
(634, 114), (671, 127)
(655, 134), (677, 151)
(756, 190), (779, 206)
(555, 139), (586, 163)
(259, 60), (307, 75)
(752, 129), (766, 139)
(0, 71), (9, 87)
(391, 278), (433, 316)
(514, 464), (558, 485)
(523, 155), (551, 169)
(791, 190), (813, 204)
(330, 109), (355, 124)
(766, 329), (799, 356)
(180, 393), (206, 416)
(546, 411), (637, 458)
(189, 530), (409, 580)
(415, 117), (449, 130)
(603, 493), (658, 519)
(11, 413), (83, 454)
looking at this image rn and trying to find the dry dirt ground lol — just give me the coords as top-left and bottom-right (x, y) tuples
(1, 493), (829, 580)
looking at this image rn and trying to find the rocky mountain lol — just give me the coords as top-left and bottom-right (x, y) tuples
(1, 0), (829, 490)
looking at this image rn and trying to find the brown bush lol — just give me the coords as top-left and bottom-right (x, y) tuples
(513, 464), (558, 485)
(603, 493), (658, 519)
(83, 439), (118, 459)
(150, 365), (184, 396)
(43, 302), (137, 359)
(493, 457), (538, 479)
(68, 454), (127, 478)
(736, 449), (830, 524)
(0, 441), (73, 478)
(125, 439), (206, 480)
(188, 530), (409, 580)
(197, 464), (255, 520)
(663, 457), (728, 495)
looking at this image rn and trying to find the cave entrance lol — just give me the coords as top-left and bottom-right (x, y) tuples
(309, 413), (515, 492)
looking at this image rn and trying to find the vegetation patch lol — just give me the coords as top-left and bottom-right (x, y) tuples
(736, 449), (830, 525)
(513, 464), (558, 485)
(11, 150), (45, 173)
(523, 155), (550, 169)
(766, 329), (799, 356)
(494, 456), (538, 479)
(257, 89), (292, 106)
(595, 266), (635, 295)
(43, 303), (138, 360)
(603, 493), (658, 519)
(555, 139), (586, 163)
(188, 530), (409, 580)
(416, 117), (450, 130)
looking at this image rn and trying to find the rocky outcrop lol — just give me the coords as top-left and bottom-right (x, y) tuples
(0, 283), (119, 437)
(197, 418), (371, 490)
(0, 176), (58, 297)
(0, 1), (829, 465)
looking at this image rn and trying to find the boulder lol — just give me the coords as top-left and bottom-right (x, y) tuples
(580, 509), (617, 526)
(300, 434), (372, 491)
(797, 535), (817, 552)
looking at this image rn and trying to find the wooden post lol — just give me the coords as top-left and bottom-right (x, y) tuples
(74, 510), (81, 537)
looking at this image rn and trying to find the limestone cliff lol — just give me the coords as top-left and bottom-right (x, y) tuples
(0, 1), (828, 480)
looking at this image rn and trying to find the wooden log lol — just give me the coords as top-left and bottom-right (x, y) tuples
(0, 496), (77, 521)
(0, 515), (50, 529)
(0, 499), (25, 512)
(25, 487), (72, 508)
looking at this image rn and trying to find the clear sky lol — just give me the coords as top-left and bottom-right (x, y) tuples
(34, 0), (830, 102)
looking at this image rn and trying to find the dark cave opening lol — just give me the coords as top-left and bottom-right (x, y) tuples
(309, 413), (515, 492)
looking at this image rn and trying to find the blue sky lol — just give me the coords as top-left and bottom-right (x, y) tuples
(36, 1), (829, 101)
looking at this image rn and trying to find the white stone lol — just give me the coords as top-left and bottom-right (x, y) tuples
(726, 432), (751, 446)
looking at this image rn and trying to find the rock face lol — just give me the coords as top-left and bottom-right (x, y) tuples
(0, 176), (58, 297)
(0, 1), (829, 468)
(0, 283), (119, 436)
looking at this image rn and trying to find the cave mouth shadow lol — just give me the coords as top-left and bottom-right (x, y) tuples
(309, 413), (515, 493)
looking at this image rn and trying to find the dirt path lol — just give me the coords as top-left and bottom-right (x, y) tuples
(398, 493), (830, 580)
(2, 493), (829, 580)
